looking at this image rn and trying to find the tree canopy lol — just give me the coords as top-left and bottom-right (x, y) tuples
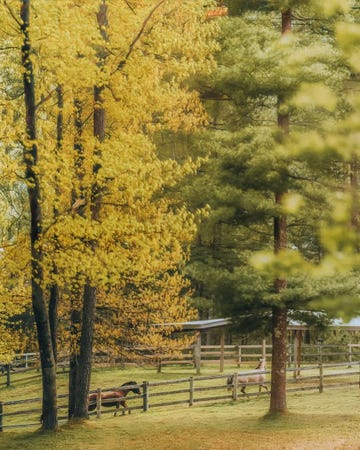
(0, 0), (218, 428)
(0, 0), (360, 428)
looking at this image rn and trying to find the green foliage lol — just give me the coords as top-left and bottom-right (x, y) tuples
(186, 0), (359, 330)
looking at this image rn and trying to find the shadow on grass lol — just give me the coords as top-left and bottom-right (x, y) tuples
(0, 420), (98, 450)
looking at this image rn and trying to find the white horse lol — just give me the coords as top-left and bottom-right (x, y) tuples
(227, 358), (268, 395)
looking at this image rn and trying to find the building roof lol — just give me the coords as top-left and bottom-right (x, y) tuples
(289, 317), (360, 332)
(158, 318), (231, 331)
(180, 318), (231, 331)
(159, 316), (360, 333)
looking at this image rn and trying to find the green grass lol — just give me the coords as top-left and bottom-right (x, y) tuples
(1, 364), (360, 449)
(1, 389), (360, 449)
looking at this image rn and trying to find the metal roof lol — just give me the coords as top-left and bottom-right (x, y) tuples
(289, 317), (360, 332)
(158, 318), (231, 331)
(159, 316), (360, 332)
(180, 318), (231, 331)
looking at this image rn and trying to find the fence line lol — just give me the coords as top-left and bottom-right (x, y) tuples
(1, 361), (360, 431)
(3, 344), (360, 386)
(156, 343), (360, 369)
(7, 343), (360, 366)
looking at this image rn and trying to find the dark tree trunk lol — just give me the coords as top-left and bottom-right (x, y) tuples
(70, 1), (107, 419)
(270, 306), (288, 413)
(20, 0), (57, 430)
(72, 86), (105, 421)
(68, 97), (85, 419)
(48, 85), (64, 365)
(269, 8), (291, 416)
(48, 285), (59, 364)
(72, 284), (97, 418)
(270, 193), (288, 414)
(68, 306), (81, 418)
(68, 353), (77, 419)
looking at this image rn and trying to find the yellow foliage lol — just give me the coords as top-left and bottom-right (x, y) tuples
(0, 0), (218, 354)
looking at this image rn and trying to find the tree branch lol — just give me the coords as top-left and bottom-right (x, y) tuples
(4, 0), (22, 27)
(35, 87), (57, 110)
(123, 0), (136, 14)
(114, 0), (167, 73)
(0, 45), (18, 51)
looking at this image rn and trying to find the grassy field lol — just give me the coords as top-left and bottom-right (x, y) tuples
(0, 364), (360, 449)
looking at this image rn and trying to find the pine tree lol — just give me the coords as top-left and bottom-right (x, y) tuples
(288, 5), (360, 319)
(187, 0), (351, 414)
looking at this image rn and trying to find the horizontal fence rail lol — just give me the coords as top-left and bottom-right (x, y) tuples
(1, 361), (360, 431)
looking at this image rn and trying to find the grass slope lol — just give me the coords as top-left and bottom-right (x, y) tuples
(1, 365), (360, 449)
(1, 388), (360, 449)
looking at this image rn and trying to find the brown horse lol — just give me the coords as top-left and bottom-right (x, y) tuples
(88, 381), (141, 416)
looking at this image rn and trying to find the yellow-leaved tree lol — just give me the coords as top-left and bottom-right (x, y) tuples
(0, 0), (218, 428)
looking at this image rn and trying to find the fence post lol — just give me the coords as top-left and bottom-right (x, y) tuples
(220, 333), (225, 373)
(237, 346), (242, 368)
(232, 373), (238, 401)
(317, 339), (323, 365)
(288, 342), (293, 367)
(96, 388), (101, 419)
(261, 339), (266, 361)
(189, 377), (194, 406)
(194, 335), (201, 375)
(5, 365), (10, 387)
(143, 381), (149, 412)
(319, 363), (324, 393)
(348, 343), (352, 368)
(0, 402), (3, 432)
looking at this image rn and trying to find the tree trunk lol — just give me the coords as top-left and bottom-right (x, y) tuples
(270, 306), (288, 413)
(68, 97), (86, 418)
(270, 194), (288, 414)
(20, 0), (57, 430)
(71, 91), (104, 416)
(68, 307), (81, 418)
(48, 85), (64, 365)
(295, 330), (303, 378)
(72, 284), (97, 418)
(70, 1), (107, 419)
(72, 86), (106, 420)
(269, 8), (291, 415)
(48, 285), (59, 364)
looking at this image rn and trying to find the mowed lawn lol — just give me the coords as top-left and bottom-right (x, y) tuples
(1, 365), (360, 449)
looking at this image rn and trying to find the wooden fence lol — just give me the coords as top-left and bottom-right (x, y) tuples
(0, 345), (270, 384)
(2, 344), (360, 386)
(0, 355), (69, 388)
(157, 342), (360, 370)
(1, 361), (360, 431)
